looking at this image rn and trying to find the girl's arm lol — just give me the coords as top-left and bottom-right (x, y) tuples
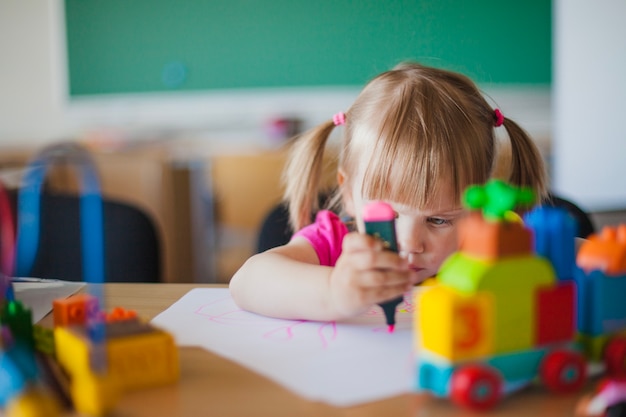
(229, 234), (416, 321)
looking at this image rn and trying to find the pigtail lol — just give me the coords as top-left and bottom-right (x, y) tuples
(283, 120), (336, 231)
(501, 118), (548, 202)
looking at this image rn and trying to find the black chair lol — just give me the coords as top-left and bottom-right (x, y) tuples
(10, 190), (161, 283)
(546, 193), (595, 238)
(256, 193), (334, 253)
(256, 201), (292, 253)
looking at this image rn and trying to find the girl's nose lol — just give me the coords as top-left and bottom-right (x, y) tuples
(399, 244), (425, 257)
(398, 227), (426, 255)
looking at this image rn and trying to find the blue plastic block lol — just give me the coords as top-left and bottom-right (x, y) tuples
(416, 360), (454, 397)
(577, 267), (626, 336)
(0, 349), (27, 407)
(486, 347), (545, 388)
(524, 205), (577, 281)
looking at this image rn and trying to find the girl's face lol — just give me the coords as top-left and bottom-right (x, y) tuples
(346, 177), (466, 283)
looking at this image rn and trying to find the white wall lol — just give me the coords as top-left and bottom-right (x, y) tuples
(553, 0), (626, 211)
(0, 0), (67, 144)
(0, 1), (550, 152)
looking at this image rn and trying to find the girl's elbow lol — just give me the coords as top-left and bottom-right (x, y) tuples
(228, 255), (259, 306)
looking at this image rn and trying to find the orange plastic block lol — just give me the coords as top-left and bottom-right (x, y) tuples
(52, 293), (99, 327)
(104, 307), (138, 323)
(458, 212), (532, 260)
(535, 281), (575, 345)
(577, 225), (626, 275)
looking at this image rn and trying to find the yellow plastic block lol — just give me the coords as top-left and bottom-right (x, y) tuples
(438, 253), (556, 354)
(417, 285), (494, 361)
(5, 386), (62, 417)
(54, 326), (91, 377)
(70, 374), (119, 417)
(106, 328), (179, 391)
(54, 322), (179, 416)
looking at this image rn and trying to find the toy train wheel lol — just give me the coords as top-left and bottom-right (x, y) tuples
(604, 336), (626, 378)
(540, 349), (587, 393)
(450, 365), (502, 411)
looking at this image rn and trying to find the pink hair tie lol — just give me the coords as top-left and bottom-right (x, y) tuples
(332, 112), (346, 126)
(493, 109), (504, 127)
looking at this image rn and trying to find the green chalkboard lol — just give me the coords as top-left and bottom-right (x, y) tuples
(65, 0), (551, 96)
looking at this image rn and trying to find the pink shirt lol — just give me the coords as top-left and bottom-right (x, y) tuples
(291, 210), (348, 266)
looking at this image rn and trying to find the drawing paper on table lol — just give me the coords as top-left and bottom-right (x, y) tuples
(151, 288), (415, 406)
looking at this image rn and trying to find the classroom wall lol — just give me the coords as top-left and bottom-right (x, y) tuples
(0, 0), (67, 144)
(552, 0), (626, 211)
(0, 0), (551, 149)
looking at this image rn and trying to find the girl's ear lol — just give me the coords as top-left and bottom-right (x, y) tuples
(337, 169), (356, 217)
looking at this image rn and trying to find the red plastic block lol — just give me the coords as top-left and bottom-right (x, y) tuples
(52, 293), (99, 327)
(535, 282), (575, 345)
(458, 212), (532, 260)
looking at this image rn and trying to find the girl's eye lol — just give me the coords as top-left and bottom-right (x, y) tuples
(427, 217), (451, 226)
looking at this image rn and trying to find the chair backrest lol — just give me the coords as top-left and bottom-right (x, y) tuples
(11, 142), (161, 283)
(11, 190), (160, 282)
(546, 193), (595, 239)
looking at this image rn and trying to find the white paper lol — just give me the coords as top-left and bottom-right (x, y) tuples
(13, 278), (86, 323)
(151, 288), (415, 406)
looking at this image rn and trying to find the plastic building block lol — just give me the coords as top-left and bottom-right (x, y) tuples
(417, 285), (494, 361)
(524, 205), (577, 280)
(463, 179), (535, 222)
(539, 349), (586, 393)
(416, 359), (455, 397)
(1, 274), (9, 302)
(416, 343), (585, 409)
(438, 253), (554, 354)
(577, 379), (626, 417)
(54, 319), (179, 417)
(1, 324), (14, 348)
(1, 301), (34, 349)
(0, 349), (27, 407)
(32, 325), (55, 357)
(535, 282), (576, 345)
(5, 386), (61, 417)
(575, 268), (626, 337)
(52, 294), (99, 327)
(458, 212), (532, 260)
(414, 181), (596, 411)
(577, 225), (626, 275)
(103, 307), (137, 323)
(603, 336), (626, 378)
(450, 364), (502, 411)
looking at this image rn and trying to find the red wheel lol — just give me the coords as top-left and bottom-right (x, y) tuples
(540, 350), (587, 393)
(450, 365), (502, 411)
(604, 336), (626, 378)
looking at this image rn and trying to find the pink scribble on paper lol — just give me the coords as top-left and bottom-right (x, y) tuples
(261, 320), (338, 349)
(191, 290), (413, 348)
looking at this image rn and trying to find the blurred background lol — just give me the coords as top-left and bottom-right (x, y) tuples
(0, 0), (623, 284)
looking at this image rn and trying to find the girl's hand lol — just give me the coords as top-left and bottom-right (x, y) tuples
(328, 232), (418, 318)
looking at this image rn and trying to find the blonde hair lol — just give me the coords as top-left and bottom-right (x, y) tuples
(284, 62), (547, 231)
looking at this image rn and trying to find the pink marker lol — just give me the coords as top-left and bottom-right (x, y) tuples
(362, 201), (402, 333)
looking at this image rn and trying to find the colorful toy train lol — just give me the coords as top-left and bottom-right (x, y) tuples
(414, 180), (626, 410)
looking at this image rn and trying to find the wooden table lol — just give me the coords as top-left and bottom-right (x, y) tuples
(59, 283), (596, 416)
